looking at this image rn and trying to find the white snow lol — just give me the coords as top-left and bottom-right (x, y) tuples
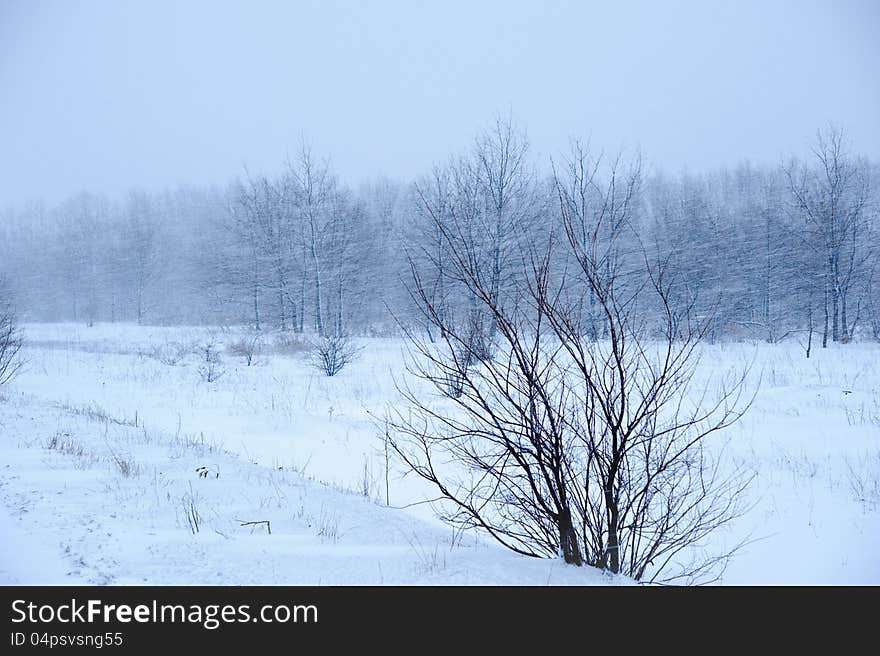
(1, 322), (878, 584)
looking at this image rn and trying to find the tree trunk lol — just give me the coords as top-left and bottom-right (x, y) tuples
(251, 249), (260, 330)
(557, 508), (582, 566)
(314, 269), (324, 336)
(831, 258), (840, 342)
(137, 286), (144, 325)
(605, 513), (620, 573)
(602, 475), (620, 573)
(278, 285), (286, 331)
(763, 218), (772, 340)
(831, 289), (839, 342)
(336, 278), (344, 337)
(298, 279), (305, 333)
(252, 280), (260, 331)
(311, 244), (324, 336)
(437, 247), (447, 340)
(822, 281), (829, 348)
(806, 295), (813, 358)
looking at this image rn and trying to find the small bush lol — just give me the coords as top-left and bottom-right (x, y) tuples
(311, 334), (362, 377)
(227, 334), (264, 366)
(147, 340), (193, 366)
(197, 339), (225, 383)
(0, 301), (23, 387)
(271, 332), (311, 356)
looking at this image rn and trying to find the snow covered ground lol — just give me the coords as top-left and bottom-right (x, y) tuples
(1, 323), (878, 584)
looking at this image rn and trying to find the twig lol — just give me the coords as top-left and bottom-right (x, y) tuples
(236, 519), (271, 535)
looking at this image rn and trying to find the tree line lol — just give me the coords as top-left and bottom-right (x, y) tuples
(1, 121), (877, 347)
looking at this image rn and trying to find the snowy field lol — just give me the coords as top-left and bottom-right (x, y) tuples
(1, 322), (878, 585)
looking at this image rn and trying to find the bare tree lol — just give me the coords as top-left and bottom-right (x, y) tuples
(547, 152), (753, 581)
(411, 165), (456, 342)
(407, 117), (535, 357)
(552, 141), (642, 339)
(218, 183), (267, 330)
(784, 126), (872, 345)
(389, 147), (752, 583)
(236, 171), (298, 331)
(123, 190), (163, 324)
(55, 192), (110, 325)
(284, 145), (358, 337)
(474, 115), (534, 315)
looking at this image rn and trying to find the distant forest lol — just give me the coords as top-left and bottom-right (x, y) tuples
(2, 119), (878, 347)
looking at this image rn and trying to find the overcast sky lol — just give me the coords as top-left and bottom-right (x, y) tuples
(2, 0), (878, 205)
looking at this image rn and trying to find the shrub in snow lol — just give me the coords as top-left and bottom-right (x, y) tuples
(227, 334), (264, 366)
(271, 332), (311, 356)
(389, 143), (753, 584)
(147, 340), (193, 366)
(0, 294), (23, 387)
(197, 340), (225, 383)
(311, 334), (361, 377)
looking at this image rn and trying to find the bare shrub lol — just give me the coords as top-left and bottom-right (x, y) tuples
(390, 146), (753, 584)
(0, 300), (23, 387)
(311, 334), (362, 377)
(271, 332), (311, 357)
(227, 334), (264, 366)
(147, 340), (193, 366)
(197, 339), (225, 383)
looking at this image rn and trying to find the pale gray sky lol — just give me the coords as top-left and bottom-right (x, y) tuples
(1, 0), (878, 205)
